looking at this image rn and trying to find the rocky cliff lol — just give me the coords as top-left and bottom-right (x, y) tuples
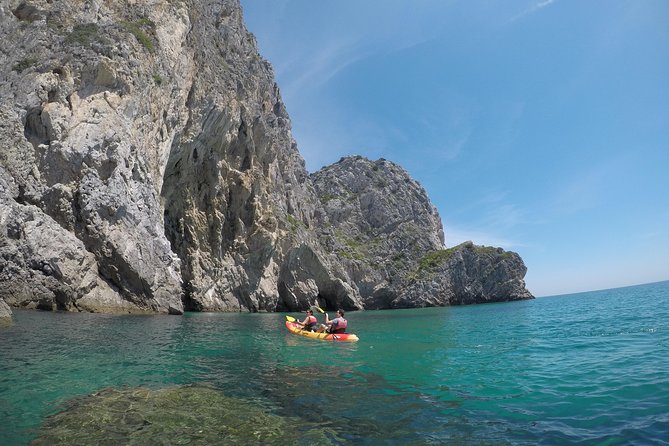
(0, 0), (532, 319)
(311, 157), (532, 308)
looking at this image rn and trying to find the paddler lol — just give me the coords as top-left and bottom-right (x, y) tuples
(317, 309), (347, 334)
(296, 309), (319, 332)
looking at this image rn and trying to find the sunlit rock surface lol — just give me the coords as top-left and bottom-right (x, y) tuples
(1, 0), (530, 314)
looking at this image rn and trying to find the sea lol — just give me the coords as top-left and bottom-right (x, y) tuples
(1, 280), (668, 445)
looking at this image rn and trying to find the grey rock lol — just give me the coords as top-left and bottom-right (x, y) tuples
(0, 0), (190, 314)
(0, 0), (530, 315)
(0, 0), (361, 314)
(311, 157), (532, 308)
(1, 167), (154, 314)
(0, 298), (12, 324)
(398, 241), (533, 307)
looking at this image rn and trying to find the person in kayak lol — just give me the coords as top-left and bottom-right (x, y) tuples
(317, 309), (347, 334)
(297, 309), (319, 332)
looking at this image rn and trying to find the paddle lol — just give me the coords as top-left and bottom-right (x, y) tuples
(311, 305), (325, 314)
(286, 315), (311, 333)
(285, 314), (309, 328)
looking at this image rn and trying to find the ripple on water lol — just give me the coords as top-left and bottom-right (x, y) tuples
(2, 281), (669, 445)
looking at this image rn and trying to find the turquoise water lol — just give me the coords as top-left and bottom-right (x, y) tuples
(1, 281), (668, 445)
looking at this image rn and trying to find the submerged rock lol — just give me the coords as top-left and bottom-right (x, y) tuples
(31, 385), (335, 446)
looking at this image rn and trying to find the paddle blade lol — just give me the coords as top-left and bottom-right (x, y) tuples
(311, 305), (325, 314)
(285, 315), (296, 322)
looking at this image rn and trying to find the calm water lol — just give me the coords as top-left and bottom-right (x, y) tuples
(1, 281), (668, 445)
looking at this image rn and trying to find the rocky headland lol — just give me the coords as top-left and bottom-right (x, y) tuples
(0, 0), (532, 320)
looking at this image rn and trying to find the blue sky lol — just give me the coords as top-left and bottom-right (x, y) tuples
(240, 0), (669, 297)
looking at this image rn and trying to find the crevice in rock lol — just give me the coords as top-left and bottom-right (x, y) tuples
(36, 299), (54, 311)
(275, 281), (291, 312)
(181, 280), (202, 312)
(240, 153), (251, 171)
(54, 289), (70, 311)
(14, 184), (27, 205)
(24, 107), (50, 148)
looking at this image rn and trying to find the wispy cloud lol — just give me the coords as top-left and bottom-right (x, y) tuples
(277, 38), (369, 105)
(551, 162), (613, 214)
(508, 0), (557, 23)
(443, 223), (523, 250)
(418, 114), (472, 163)
(483, 203), (530, 230)
(272, 2), (447, 107)
(440, 188), (537, 251)
(451, 190), (528, 226)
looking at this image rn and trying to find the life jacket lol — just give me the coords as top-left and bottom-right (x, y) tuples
(329, 317), (347, 334)
(304, 315), (318, 330)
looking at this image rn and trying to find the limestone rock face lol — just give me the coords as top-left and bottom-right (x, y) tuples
(0, 0), (361, 313)
(0, 0), (530, 315)
(0, 296), (12, 323)
(0, 173), (136, 313)
(156, 0), (361, 312)
(1, 0), (192, 314)
(311, 156), (443, 307)
(311, 157), (532, 308)
(397, 242), (533, 307)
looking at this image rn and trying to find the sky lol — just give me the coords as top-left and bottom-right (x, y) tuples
(240, 0), (669, 297)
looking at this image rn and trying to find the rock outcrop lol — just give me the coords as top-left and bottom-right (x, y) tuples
(0, 0), (531, 315)
(398, 241), (533, 307)
(0, 297), (12, 324)
(311, 157), (531, 308)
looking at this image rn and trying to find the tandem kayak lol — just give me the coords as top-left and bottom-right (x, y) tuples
(285, 320), (359, 342)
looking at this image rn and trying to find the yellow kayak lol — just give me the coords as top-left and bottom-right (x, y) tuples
(285, 320), (359, 342)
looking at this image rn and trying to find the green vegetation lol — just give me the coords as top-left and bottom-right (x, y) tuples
(153, 74), (163, 85)
(12, 57), (38, 72)
(120, 18), (155, 51)
(319, 193), (337, 203)
(337, 234), (366, 261)
(406, 246), (459, 282)
(64, 23), (99, 47)
(407, 242), (513, 282)
(334, 230), (383, 263)
(417, 247), (457, 271)
(337, 249), (365, 261)
(389, 251), (408, 272)
(286, 214), (306, 234)
(473, 245), (513, 258)
(33, 385), (331, 444)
